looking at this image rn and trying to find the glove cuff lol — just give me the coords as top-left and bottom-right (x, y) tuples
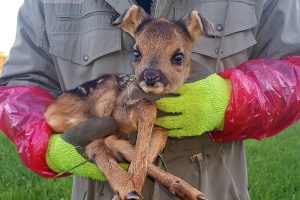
(46, 134), (107, 181)
(205, 74), (231, 131)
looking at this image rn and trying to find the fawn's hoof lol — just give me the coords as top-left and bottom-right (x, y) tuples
(125, 191), (142, 200)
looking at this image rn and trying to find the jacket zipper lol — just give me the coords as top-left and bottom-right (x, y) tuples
(150, 0), (158, 18)
(131, 0), (158, 18)
(130, 0), (137, 6)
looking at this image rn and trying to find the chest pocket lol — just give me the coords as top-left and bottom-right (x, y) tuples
(175, 0), (257, 59)
(45, 0), (121, 66)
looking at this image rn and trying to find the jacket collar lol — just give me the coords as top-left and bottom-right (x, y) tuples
(105, 0), (133, 15)
(105, 0), (168, 18)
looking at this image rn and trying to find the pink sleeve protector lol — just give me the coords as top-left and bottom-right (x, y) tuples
(210, 56), (300, 142)
(0, 85), (59, 177)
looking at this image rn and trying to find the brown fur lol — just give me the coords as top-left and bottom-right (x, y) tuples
(44, 5), (213, 200)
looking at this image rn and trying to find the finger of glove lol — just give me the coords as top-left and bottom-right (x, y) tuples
(175, 82), (197, 94)
(167, 128), (202, 138)
(156, 96), (185, 113)
(130, 87), (178, 101)
(167, 129), (185, 138)
(61, 117), (117, 147)
(155, 115), (185, 129)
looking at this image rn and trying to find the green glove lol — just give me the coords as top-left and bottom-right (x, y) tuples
(155, 74), (231, 138)
(46, 117), (127, 181)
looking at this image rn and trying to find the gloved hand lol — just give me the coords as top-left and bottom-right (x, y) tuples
(46, 117), (127, 181)
(155, 74), (231, 137)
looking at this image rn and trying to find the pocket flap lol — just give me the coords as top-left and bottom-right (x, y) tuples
(175, 0), (257, 36)
(193, 30), (257, 59)
(175, 0), (257, 58)
(49, 27), (121, 65)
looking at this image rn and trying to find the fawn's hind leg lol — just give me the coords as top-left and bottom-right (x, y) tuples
(147, 127), (168, 162)
(147, 129), (207, 200)
(44, 93), (87, 133)
(85, 138), (141, 200)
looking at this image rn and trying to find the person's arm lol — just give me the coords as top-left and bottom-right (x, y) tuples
(0, 0), (115, 180)
(156, 56), (300, 141)
(209, 56), (300, 142)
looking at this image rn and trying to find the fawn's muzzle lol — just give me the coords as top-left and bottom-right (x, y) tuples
(142, 69), (161, 86)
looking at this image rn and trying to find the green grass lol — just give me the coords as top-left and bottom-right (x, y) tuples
(1, 123), (299, 200)
(0, 133), (72, 200)
(246, 122), (300, 200)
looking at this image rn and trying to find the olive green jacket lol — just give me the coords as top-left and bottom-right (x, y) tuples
(1, 0), (300, 199)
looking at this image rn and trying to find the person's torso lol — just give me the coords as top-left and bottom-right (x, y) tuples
(43, 1), (264, 199)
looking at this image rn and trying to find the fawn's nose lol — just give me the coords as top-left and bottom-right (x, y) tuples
(143, 69), (161, 86)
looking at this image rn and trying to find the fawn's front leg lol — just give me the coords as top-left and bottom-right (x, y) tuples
(128, 101), (157, 193)
(85, 138), (141, 200)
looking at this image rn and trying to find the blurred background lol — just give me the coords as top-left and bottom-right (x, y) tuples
(0, 1), (299, 200)
(0, 0), (23, 72)
(0, 1), (23, 54)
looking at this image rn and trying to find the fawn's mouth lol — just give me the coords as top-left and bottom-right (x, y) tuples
(139, 81), (168, 94)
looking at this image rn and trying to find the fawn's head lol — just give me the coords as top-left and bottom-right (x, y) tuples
(115, 5), (214, 94)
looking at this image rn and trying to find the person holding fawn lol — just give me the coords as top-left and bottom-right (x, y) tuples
(1, 0), (300, 200)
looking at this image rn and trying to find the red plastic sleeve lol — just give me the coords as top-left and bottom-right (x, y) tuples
(210, 56), (300, 142)
(0, 85), (59, 178)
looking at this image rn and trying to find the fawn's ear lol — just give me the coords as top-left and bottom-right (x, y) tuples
(113, 5), (150, 37)
(180, 10), (215, 40)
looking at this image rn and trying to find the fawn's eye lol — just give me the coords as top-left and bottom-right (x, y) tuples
(172, 53), (184, 65)
(133, 50), (142, 61)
